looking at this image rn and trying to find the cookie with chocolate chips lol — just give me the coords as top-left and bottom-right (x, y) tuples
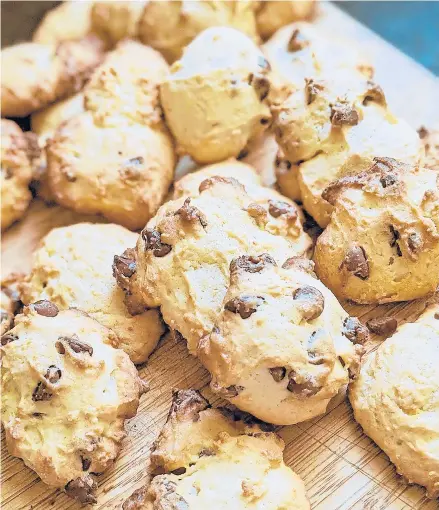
(1, 306), (146, 504)
(314, 157), (439, 303)
(198, 256), (366, 425)
(123, 389), (310, 509)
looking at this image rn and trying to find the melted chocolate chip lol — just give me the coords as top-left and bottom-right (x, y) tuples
(141, 229), (172, 257)
(366, 317), (397, 337)
(380, 174), (397, 188)
(199, 448), (216, 457)
(113, 253), (136, 278)
(216, 385), (244, 398)
(230, 254), (276, 275)
(56, 334), (93, 356)
(268, 200), (297, 220)
(269, 367), (286, 382)
(237, 148), (249, 159)
(81, 456), (91, 471)
(65, 476), (97, 504)
(31, 300), (59, 317)
(224, 295), (264, 319)
(32, 365), (62, 401)
(305, 79), (324, 105)
(389, 226), (402, 257)
(343, 246), (369, 279)
(292, 286), (324, 321)
(198, 175), (244, 193)
(363, 82), (386, 106)
(1, 332), (18, 346)
(330, 104), (359, 126)
(248, 73), (271, 101)
(175, 198), (207, 228)
(287, 372), (321, 397)
(342, 317), (369, 345)
(287, 28), (309, 52)
(46, 365), (62, 383)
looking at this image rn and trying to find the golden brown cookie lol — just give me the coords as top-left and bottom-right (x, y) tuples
(46, 40), (175, 230)
(1, 37), (103, 117)
(160, 27), (271, 164)
(313, 157), (439, 303)
(123, 389), (310, 509)
(114, 176), (310, 353)
(350, 304), (439, 498)
(256, 1), (317, 40)
(1, 303), (147, 504)
(20, 223), (165, 363)
(1, 119), (40, 231)
(32, 1), (94, 45)
(198, 255), (366, 425)
(419, 126), (439, 171)
(139, 0), (259, 63)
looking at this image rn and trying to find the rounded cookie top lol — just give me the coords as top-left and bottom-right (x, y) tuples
(1, 119), (40, 231)
(313, 157), (439, 304)
(256, 1), (317, 40)
(160, 26), (271, 164)
(114, 176), (309, 352)
(198, 255), (367, 425)
(20, 223), (164, 364)
(350, 304), (439, 498)
(1, 37), (103, 117)
(139, 0), (258, 63)
(1, 304), (146, 504)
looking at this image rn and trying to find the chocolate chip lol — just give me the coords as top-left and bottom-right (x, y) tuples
(113, 253), (136, 278)
(275, 154), (292, 171)
(1, 332), (18, 346)
(81, 456), (91, 471)
(65, 476), (97, 504)
(282, 257), (316, 276)
(31, 300), (59, 317)
(260, 117), (270, 125)
(268, 200), (297, 220)
(305, 78), (324, 105)
(175, 198), (207, 228)
(257, 55), (271, 72)
(389, 226), (402, 257)
(171, 467), (186, 475)
(56, 334), (93, 356)
(127, 156), (144, 166)
(363, 81), (386, 106)
(407, 232), (423, 253)
(32, 365), (62, 401)
(330, 104), (359, 126)
(215, 384), (244, 398)
(230, 254), (276, 275)
(343, 246), (369, 279)
(224, 295), (265, 319)
(380, 174), (397, 188)
(366, 317), (398, 337)
(237, 148), (249, 159)
(198, 175), (245, 193)
(269, 367), (286, 382)
(199, 448), (215, 457)
(292, 286), (324, 321)
(287, 28), (309, 52)
(287, 372), (321, 397)
(249, 73), (270, 101)
(141, 228), (172, 257)
(342, 317), (369, 345)
(46, 365), (62, 383)
(418, 126), (429, 139)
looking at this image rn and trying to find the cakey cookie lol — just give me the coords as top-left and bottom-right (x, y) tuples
(1, 304), (147, 504)
(198, 255), (367, 425)
(1, 273), (23, 335)
(1, 37), (103, 117)
(419, 126), (439, 171)
(172, 160), (312, 256)
(32, 1), (94, 45)
(20, 223), (164, 364)
(272, 73), (424, 226)
(139, 0), (259, 63)
(350, 304), (439, 498)
(123, 389), (310, 510)
(31, 93), (84, 201)
(160, 27), (272, 164)
(46, 40), (175, 230)
(313, 157), (439, 304)
(114, 176), (310, 353)
(256, 1), (317, 40)
(1, 120), (40, 231)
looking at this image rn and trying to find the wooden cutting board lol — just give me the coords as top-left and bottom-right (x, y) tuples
(1, 3), (439, 509)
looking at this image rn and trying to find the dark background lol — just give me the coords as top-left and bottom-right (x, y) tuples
(2, 1), (438, 75)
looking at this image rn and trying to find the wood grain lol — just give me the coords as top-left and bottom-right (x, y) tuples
(1, 3), (439, 509)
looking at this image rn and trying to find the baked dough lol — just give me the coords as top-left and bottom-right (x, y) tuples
(1, 37), (103, 117)
(20, 223), (164, 364)
(419, 126), (439, 171)
(1, 120), (40, 231)
(139, 0), (258, 63)
(46, 40), (175, 230)
(1, 273), (23, 336)
(1, 304), (147, 504)
(198, 255), (367, 425)
(114, 175), (311, 353)
(272, 73), (424, 226)
(313, 157), (439, 303)
(350, 303), (439, 498)
(256, 1), (317, 40)
(123, 389), (310, 509)
(160, 27), (271, 164)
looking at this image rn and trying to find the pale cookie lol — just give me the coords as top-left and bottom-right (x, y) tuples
(198, 256), (367, 425)
(1, 37), (103, 117)
(123, 389), (310, 510)
(256, 1), (317, 40)
(20, 223), (164, 363)
(272, 74), (424, 226)
(114, 176), (309, 353)
(32, 1), (94, 45)
(139, 0), (258, 63)
(419, 126), (439, 171)
(1, 304), (147, 504)
(172, 160), (312, 256)
(350, 304), (439, 498)
(1, 120), (40, 231)
(46, 41), (175, 230)
(160, 27), (271, 164)
(314, 157), (439, 303)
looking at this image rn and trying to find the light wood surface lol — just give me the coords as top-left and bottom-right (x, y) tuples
(1, 4), (439, 509)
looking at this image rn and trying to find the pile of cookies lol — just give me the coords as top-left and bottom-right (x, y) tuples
(1, 1), (438, 507)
